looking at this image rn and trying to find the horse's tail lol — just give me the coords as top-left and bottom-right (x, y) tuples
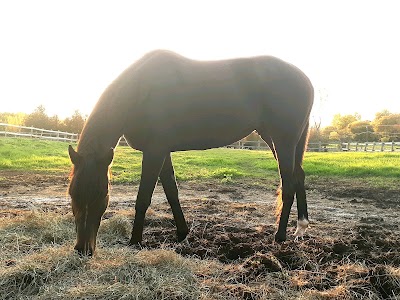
(275, 121), (310, 222)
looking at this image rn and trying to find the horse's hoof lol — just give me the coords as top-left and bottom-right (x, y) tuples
(74, 245), (94, 257)
(75, 249), (94, 257)
(294, 219), (309, 239)
(177, 230), (189, 242)
(274, 232), (286, 243)
(129, 241), (143, 250)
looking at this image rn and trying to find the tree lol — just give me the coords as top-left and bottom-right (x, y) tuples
(0, 112), (26, 126)
(48, 115), (62, 131)
(372, 113), (400, 142)
(331, 113), (361, 131)
(308, 125), (324, 144)
(24, 105), (51, 129)
(63, 110), (86, 133)
(23, 105), (65, 130)
(331, 113), (361, 141)
(329, 131), (340, 141)
(321, 125), (337, 141)
(348, 120), (378, 142)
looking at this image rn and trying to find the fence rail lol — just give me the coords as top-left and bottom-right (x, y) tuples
(338, 141), (400, 152)
(1, 123), (400, 152)
(226, 140), (400, 152)
(0, 123), (79, 142)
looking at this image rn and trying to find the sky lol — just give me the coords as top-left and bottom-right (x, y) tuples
(0, 0), (399, 126)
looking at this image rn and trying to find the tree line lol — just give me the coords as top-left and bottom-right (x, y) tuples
(309, 110), (400, 143)
(241, 109), (400, 144)
(0, 105), (86, 134)
(1, 106), (399, 142)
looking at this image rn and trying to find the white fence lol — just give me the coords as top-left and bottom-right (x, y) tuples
(0, 123), (78, 142)
(1, 123), (400, 152)
(338, 141), (400, 152)
(226, 140), (271, 150)
(227, 140), (400, 152)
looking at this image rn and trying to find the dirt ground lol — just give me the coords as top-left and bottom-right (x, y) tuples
(1, 170), (400, 298)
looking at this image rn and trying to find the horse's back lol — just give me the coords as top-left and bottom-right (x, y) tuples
(120, 51), (313, 151)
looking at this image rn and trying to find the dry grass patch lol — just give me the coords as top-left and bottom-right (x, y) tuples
(0, 211), (75, 262)
(1, 205), (400, 299)
(0, 211), (201, 299)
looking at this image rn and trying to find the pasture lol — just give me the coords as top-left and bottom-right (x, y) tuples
(1, 138), (400, 299)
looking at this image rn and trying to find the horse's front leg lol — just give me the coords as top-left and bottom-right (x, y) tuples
(129, 151), (166, 245)
(159, 153), (189, 242)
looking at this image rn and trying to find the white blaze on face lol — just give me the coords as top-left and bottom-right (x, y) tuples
(294, 218), (309, 240)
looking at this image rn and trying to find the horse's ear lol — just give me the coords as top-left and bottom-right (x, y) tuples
(68, 145), (82, 165)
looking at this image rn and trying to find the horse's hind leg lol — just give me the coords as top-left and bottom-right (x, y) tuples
(293, 164), (309, 239)
(159, 153), (189, 241)
(129, 151), (166, 245)
(293, 124), (310, 239)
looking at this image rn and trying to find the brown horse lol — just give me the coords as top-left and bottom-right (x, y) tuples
(68, 50), (314, 256)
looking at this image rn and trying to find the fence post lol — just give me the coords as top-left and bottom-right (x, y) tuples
(355, 142), (358, 151)
(364, 142), (368, 151)
(392, 142), (395, 152)
(381, 142), (384, 152)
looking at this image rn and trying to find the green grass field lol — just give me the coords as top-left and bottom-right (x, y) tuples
(2, 137), (400, 299)
(1, 137), (399, 188)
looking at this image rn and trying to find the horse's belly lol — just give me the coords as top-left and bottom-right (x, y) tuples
(160, 113), (257, 151)
(124, 81), (262, 151)
(124, 109), (256, 152)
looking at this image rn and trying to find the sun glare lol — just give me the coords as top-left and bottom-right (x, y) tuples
(0, 1), (398, 123)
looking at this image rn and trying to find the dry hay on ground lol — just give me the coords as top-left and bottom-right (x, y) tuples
(1, 178), (400, 299)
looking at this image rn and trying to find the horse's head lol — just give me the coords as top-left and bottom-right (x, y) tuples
(68, 145), (114, 256)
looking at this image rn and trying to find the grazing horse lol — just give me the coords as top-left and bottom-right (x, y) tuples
(68, 50), (314, 256)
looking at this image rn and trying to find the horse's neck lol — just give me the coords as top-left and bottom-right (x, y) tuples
(77, 112), (123, 156)
(76, 69), (137, 157)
